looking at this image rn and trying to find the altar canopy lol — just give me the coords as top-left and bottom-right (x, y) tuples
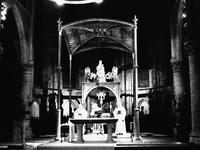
(57, 17), (140, 140)
(61, 18), (134, 55)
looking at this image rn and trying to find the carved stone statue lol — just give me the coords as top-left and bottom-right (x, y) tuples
(97, 91), (106, 109)
(112, 66), (119, 81)
(96, 60), (106, 82)
(85, 67), (91, 82)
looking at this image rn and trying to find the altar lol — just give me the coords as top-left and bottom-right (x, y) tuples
(70, 118), (118, 143)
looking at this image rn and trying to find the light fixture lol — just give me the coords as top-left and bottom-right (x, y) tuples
(1, 3), (7, 21)
(51, 0), (103, 5)
(182, 12), (187, 18)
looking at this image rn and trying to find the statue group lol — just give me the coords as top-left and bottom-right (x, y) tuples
(85, 60), (118, 82)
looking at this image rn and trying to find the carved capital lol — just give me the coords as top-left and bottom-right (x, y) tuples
(171, 61), (185, 72)
(19, 63), (33, 73)
(184, 39), (200, 56)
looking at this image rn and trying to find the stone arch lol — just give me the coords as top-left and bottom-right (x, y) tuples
(138, 98), (150, 115)
(32, 98), (40, 106)
(3, 0), (34, 115)
(4, 0), (30, 64)
(30, 101), (40, 118)
(82, 82), (121, 104)
(71, 99), (80, 108)
(87, 86), (117, 102)
(30, 98), (40, 118)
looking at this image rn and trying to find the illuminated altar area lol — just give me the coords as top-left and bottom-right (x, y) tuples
(57, 17), (141, 140)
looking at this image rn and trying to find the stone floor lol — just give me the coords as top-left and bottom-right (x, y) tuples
(1, 132), (200, 150)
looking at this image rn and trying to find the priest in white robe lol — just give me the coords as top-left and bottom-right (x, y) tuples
(73, 104), (88, 134)
(74, 104), (88, 119)
(113, 101), (126, 135)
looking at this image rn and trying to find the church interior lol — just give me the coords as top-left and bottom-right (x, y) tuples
(0, 0), (200, 147)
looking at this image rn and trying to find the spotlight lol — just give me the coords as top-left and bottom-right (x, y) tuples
(52, 0), (103, 5)
(1, 3), (7, 20)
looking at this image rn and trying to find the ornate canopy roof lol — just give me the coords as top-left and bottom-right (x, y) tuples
(61, 18), (134, 55)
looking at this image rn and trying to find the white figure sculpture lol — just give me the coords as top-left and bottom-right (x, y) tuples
(96, 60), (106, 82)
(85, 67), (91, 82)
(112, 66), (118, 81)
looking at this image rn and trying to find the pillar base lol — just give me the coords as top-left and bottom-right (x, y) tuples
(173, 126), (189, 142)
(7, 144), (33, 150)
(13, 118), (31, 144)
(131, 133), (143, 142)
(189, 132), (200, 144)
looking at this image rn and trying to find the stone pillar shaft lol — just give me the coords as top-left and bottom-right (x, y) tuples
(19, 64), (32, 116)
(184, 39), (200, 144)
(171, 60), (190, 142)
(12, 63), (32, 144)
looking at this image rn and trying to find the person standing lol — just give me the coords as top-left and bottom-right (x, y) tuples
(74, 104), (88, 119)
(73, 104), (88, 134)
(113, 101), (126, 135)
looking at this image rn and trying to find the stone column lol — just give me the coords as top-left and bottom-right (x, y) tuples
(183, 0), (200, 144)
(12, 118), (30, 144)
(184, 39), (200, 144)
(75, 124), (84, 143)
(171, 60), (190, 142)
(12, 63), (33, 144)
(106, 123), (114, 143)
(19, 63), (32, 117)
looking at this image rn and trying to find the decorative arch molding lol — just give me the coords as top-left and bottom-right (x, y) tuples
(71, 99), (80, 108)
(32, 98), (41, 106)
(30, 101), (40, 118)
(82, 82), (121, 104)
(3, 0), (31, 64)
(138, 97), (149, 108)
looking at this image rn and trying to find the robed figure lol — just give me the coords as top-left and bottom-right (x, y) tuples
(74, 104), (88, 119)
(74, 104), (88, 134)
(113, 101), (126, 135)
(90, 103), (104, 134)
